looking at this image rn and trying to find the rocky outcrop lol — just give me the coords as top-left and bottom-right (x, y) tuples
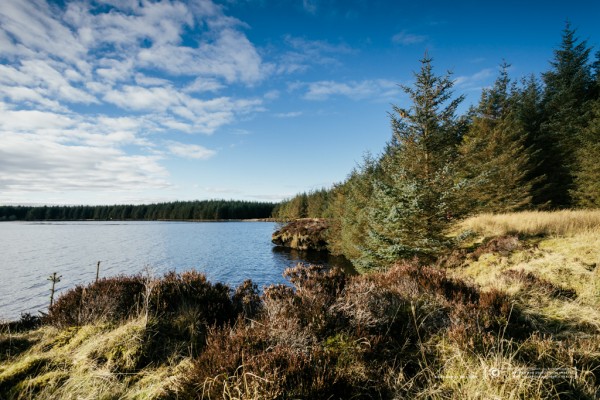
(271, 218), (329, 251)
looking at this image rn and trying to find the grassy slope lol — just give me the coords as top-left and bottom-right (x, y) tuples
(1, 210), (599, 399)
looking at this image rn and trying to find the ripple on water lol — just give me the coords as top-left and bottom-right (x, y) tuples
(0, 221), (353, 320)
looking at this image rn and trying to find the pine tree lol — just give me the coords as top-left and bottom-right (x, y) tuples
(514, 74), (552, 206)
(539, 22), (594, 207)
(571, 98), (600, 207)
(358, 55), (465, 268)
(457, 63), (534, 213)
(325, 154), (380, 265)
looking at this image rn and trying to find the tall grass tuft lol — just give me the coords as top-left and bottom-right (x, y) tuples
(458, 209), (600, 237)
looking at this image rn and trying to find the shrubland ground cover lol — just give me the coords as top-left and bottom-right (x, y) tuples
(1, 210), (599, 399)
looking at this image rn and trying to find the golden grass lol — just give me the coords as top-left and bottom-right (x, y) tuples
(457, 209), (600, 237)
(449, 210), (600, 353)
(425, 336), (596, 400)
(0, 318), (192, 399)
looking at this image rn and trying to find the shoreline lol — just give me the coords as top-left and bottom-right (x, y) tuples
(0, 218), (278, 223)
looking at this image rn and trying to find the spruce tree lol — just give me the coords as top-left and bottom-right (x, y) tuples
(515, 75), (551, 206)
(539, 22), (594, 207)
(358, 55), (465, 268)
(325, 154), (380, 265)
(571, 98), (600, 207)
(457, 63), (534, 213)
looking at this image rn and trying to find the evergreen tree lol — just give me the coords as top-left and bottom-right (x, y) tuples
(571, 97), (600, 207)
(539, 22), (594, 207)
(457, 63), (534, 212)
(514, 74), (552, 206)
(325, 154), (380, 265)
(358, 56), (465, 268)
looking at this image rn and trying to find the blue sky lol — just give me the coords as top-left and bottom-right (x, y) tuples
(0, 0), (598, 205)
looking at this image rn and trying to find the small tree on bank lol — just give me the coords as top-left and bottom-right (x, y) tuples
(358, 55), (466, 269)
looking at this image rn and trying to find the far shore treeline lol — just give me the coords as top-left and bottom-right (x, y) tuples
(0, 200), (276, 221)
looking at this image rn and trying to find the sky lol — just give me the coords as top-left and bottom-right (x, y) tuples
(0, 0), (598, 206)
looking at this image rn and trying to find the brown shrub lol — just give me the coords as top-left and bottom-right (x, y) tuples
(232, 279), (262, 320)
(273, 264), (347, 338)
(0, 313), (42, 333)
(471, 235), (521, 259)
(148, 270), (235, 324)
(47, 270), (243, 328)
(384, 262), (480, 305)
(47, 275), (145, 327)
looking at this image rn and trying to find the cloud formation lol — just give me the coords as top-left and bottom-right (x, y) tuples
(392, 30), (427, 45)
(0, 0), (265, 202)
(301, 79), (401, 101)
(454, 68), (495, 91)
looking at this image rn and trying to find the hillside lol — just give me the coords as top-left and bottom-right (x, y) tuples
(1, 210), (599, 399)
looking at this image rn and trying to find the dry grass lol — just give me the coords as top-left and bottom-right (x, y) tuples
(457, 209), (600, 237)
(0, 318), (194, 399)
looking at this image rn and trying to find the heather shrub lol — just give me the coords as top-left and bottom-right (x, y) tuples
(385, 262), (480, 304)
(46, 270), (257, 353)
(232, 279), (261, 320)
(147, 271), (235, 324)
(47, 275), (145, 327)
(272, 264), (347, 338)
(471, 235), (522, 259)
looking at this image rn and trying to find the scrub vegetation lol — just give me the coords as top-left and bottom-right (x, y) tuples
(2, 210), (600, 399)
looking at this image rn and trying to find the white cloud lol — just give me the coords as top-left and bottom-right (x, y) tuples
(104, 85), (179, 112)
(137, 28), (264, 84)
(0, 0), (275, 202)
(0, 132), (169, 193)
(454, 68), (495, 91)
(275, 111), (303, 118)
(264, 90), (280, 100)
(276, 35), (353, 74)
(166, 141), (216, 160)
(301, 79), (401, 101)
(0, 0), (266, 110)
(392, 30), (427, 45)
(302, 0), (318, 14)
(184, 78), (225, 93)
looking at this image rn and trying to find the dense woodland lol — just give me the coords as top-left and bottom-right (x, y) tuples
(0, 200), (275, 221)
(273, 24), (600, 270)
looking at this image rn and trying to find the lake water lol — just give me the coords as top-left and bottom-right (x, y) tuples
(0, 221), (352, 321)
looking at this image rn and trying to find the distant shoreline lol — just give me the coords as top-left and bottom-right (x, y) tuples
(0, 218), (278, 223)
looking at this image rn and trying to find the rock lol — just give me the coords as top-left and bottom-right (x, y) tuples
(271, 218), (329, 251)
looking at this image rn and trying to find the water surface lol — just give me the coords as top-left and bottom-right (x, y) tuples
(0, 221), (350, 320)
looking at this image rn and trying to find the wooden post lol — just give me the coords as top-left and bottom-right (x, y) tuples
(96, 261), (101, 282)
(48, 272), (62, 309)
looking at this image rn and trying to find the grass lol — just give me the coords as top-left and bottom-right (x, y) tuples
(1, 209), (600, 398)
(457, 209), (600, 237)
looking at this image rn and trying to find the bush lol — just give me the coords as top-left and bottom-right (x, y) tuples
(47, 275), (145, 327)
